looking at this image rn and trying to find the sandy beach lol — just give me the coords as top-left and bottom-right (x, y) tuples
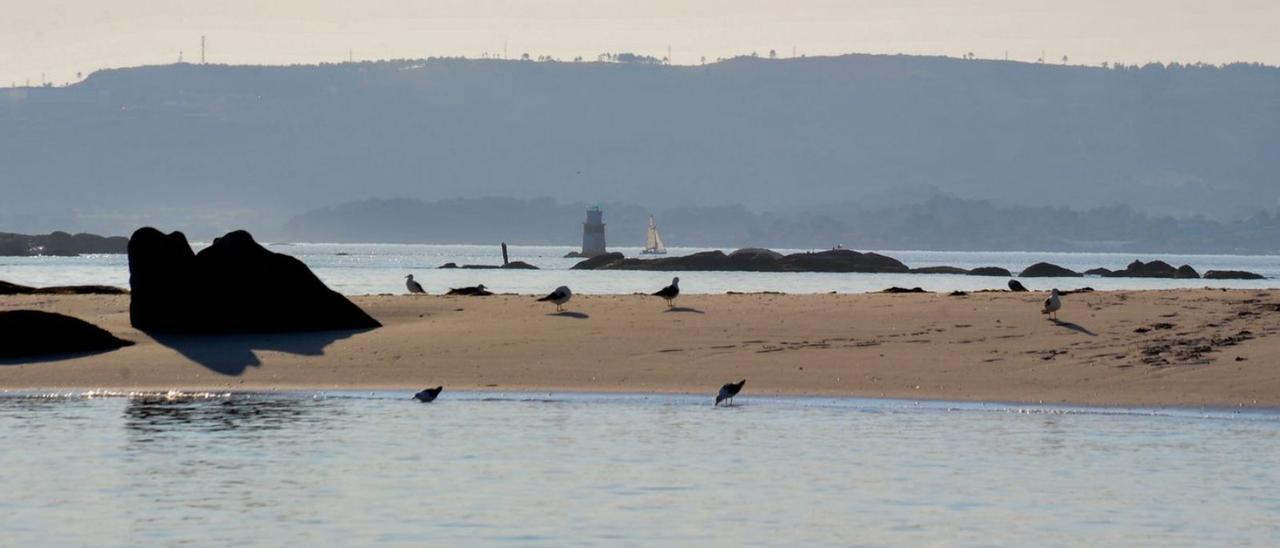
(2, 289), (1278, 406)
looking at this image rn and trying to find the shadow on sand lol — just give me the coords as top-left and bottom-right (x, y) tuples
(150, 329), (372, 376)
(1050, 319), (1097, 336)
(546, 311), (590, 319)
(664, 306), (705, 314)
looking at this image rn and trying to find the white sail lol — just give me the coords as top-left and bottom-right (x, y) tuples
(644, 215), (667, 254)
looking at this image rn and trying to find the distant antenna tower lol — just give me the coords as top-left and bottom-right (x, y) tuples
(503, 40), (508, 59)
(201, 35), (206, 64)
(667, 44), (672, 64)
(349, 48), (353, 62)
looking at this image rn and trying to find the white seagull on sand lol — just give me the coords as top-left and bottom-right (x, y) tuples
(653, 277), (680, 308)
(405, 274), (425, 294)
(538, 285), (573, 312)
(1041, 288), (1062, 320)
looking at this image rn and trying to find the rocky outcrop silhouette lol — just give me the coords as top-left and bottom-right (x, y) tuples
(1100, 260), (1199, 279)
(0, 310), (133, 359)
(1203, 270), (1266, 280)
(573, 248), (910, 273)
(0, 280), (128, 295)
(128, 227), (380, 334)
(1019, 262), (1082, 277)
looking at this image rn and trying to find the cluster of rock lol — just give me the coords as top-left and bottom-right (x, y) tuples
(0, 231), (128, 257)
(129, 228), (381, 333)
(0, 310), (133, 359)
(438, 261), (538, 270)
(570, 249), (1266, 279)
(572, 249), (923, 273)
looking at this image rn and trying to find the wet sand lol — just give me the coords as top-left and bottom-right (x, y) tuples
(2, 289), (1278, 406)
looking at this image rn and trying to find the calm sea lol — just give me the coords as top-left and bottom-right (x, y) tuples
(1, 392), (1277, 546)
(1, 244), (1277, 295)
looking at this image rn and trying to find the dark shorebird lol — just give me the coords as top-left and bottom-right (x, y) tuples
(1008, 279), (1028, 292)
(448, 284), (491, 296)
(715, 379), (746, 406)
(405, 274), (426, 294)
(653, 277), (680, 308)
(537, 285), (573, 312)
(414, 386), (443, 402)
(1042, 288), (1062, 320)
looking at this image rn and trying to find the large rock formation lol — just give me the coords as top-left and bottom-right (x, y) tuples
(969, 267), (1014, 277)
(1203, 270), (1266, 280)
(0, 231), (129, 256)
(1019, 262), (1082, 277)
(573, 248), (910, 273)
(1101, 260), (1200, 279)
(128, 228), (381, 333)
(0, 310), (133, 359)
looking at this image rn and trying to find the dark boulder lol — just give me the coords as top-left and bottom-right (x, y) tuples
(911, 266), (969, 275)
(570, 252), (627, 270)
(1102, 260), (1199, 279)
(727, 248), (785, 270)
(882, 286), (928, 293)
(0, 310), (133, 359)
(1019, 262), (1082, 277)
(969, 267), (1013, 277)
(128, 227), (380, 334)
(501, 261), (539, 270)
(1084, 268), (1113, 276)
(1204, 270), (1266, 280)
(0, 280), (35, 295)
(1008, 280), (1029, 292)
(438, 262), (458, 269)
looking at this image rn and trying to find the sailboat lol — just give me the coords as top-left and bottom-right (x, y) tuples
(642, 215), (667, 255)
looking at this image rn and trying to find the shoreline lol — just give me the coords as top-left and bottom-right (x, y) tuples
(2, 290), (1279, 407)
(3, 386), (1279, 415)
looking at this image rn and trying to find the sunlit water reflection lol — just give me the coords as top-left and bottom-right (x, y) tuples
(1, 392), (1278, 545)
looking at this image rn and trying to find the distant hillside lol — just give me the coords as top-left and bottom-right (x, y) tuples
(283, 196), (1280, 254)
(2, 54), (1279, 240)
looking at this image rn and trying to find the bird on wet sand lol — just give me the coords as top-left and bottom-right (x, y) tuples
(538, 285), (573, 312)
(715, 379), (746, 406)
(414, 386), (443, 402)
(653, 277), (680, 308)
(405, 274), (425, 294)
(1042, 288), (1062, 320)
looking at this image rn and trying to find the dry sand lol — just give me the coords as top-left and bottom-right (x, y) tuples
(2, 289), (1278, 407)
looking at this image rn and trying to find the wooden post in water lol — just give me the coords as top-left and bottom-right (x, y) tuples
(501, 242), (509, 265)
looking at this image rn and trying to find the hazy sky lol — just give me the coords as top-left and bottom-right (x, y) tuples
(4, 0), (1279, 86)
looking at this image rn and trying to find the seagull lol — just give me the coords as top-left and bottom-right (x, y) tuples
(414, 386), (443, 402)
(448, 284), (490, 296)
(653, 277), (680, 308)
(405, 274), (425, 294)
(1008, 280), (1028, 292)
(715, 379), (746, 407)
(1042, 288), (1062, 320)
(537, 285), (573, 312)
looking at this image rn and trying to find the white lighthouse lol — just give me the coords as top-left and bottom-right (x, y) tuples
(581, 206), (607, 257)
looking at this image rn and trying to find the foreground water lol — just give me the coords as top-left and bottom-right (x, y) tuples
(1, 244), (1277, 295)
(1, 392), (1277, 545)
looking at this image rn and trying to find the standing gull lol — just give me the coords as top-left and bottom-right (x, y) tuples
(715, 379), (746, 407)
(414, 386), (443, 402)
(653, 277), (680, 308)
(537, 285), (573, 312)
(405, 274), (425, 294)
(1041, 288), (1062, 320)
